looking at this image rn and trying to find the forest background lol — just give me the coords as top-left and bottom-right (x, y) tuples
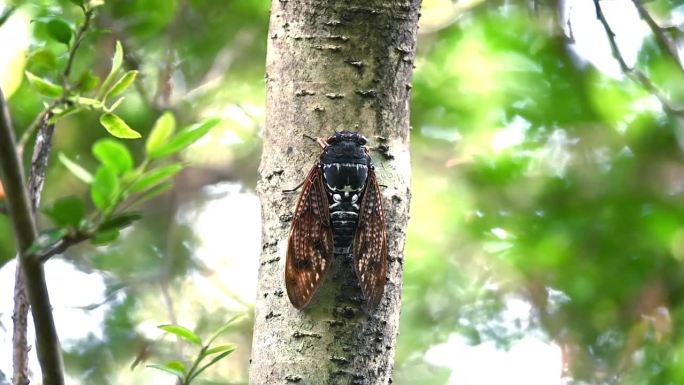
(1, 0), (684, 384)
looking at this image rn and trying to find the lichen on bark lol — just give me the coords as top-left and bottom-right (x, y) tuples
(250, 1), (420, 384)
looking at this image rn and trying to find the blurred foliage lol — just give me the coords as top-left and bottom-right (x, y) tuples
(1, 0), (684, 384)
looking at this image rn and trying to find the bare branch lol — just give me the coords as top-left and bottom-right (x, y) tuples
(593, 0), (684, 116)
(631, 0), (684, 74)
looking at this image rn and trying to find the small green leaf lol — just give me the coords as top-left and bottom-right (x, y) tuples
(99, 113), (141, 139)
(76, 71), (100, 92)
(158, 324), (201, 345)
(205, 344), (236, 356)
(104, 70), (137, 101)
(147, 363), (184, 379)
(25, 71), (63, 97)
(163, 360), (186, 374)
(189, 350), (234, 382)
(207, 314), (246, 346)
(129, 163), (183, 193)
(43, 196), (85, 227)
(27, 228), (68, 255)
(58, 153), (93, 183)
(149, 118), (220, 159)
(91, 229), (119, 245)
(92, 139), (133, 174)
(90, 166), (119, 211)
(146, 112), (176, 156)
(98, 41), (124, 99)
(46, 18), (72, 45)
(98, 213), (142, 232)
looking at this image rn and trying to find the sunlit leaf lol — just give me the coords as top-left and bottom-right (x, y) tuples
(158, 324), (202, 345)
(128, 163), (183, 193)
(148, 118), (220, 158)
(99, 113), (141, 139)
(164, 360), (186, 374)
(92, 139), (133, 174)
(46, 18), (72, 45)
(146, 112), (176, 156)
(90, 166), (119, 211)
(98, 41), (124, 99)
(25, 71), (63, 97)
(27, 49), (57, 71)
(104, 70), (137, 101)
(204, 344), (236, 356)
(43, 196), (86, 227)
(58, 153), (93, 184)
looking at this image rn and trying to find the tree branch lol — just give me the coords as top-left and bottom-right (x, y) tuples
(593, 0), (684, 116)
(631, 0), (684, 74)
(0, 88), (65, 385)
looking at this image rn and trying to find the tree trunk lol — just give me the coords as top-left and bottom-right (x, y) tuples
(250, 1), (420, 384)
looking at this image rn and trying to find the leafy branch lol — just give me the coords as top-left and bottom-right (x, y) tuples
(148, 315), (245, 384)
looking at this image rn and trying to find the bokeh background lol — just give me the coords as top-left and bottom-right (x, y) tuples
(1, 0), (684, 384)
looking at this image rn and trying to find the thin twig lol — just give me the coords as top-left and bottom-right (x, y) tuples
(0, 88), (65, 385)
(631, 0), (684, 74)
(17, 8), (93, 156)
(592, 0), (684, 116)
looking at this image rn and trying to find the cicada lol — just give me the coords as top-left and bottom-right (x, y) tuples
(285, 131), (388, 310)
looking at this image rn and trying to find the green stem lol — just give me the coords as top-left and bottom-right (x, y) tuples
(0, 89), (65, 385)
(183, 346), (208, 385)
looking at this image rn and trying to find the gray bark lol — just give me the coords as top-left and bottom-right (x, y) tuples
(250, 1), (420, 384)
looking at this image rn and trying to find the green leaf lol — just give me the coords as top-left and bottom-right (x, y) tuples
(147, 363), (184, 379)
(46, 18), (72, 45)
(204, 344), (236, 356)
(99, 113), (141, 139)
(92, 139), (133, 174)
(149, 118), (220, 159)
(27, 49), (57, 71)
(58, 153), (93, 183)
(98, 213), (142, 232)
(76, 70), (100, 92)
(207, 314), (246, 346)
(129, 163), (183, 193)
(90, 229), (119, 245)
(25, 71), (63, 97)
(189, 350), (234, 382)
(98, 41), (124, 99)
(146, 112), (176, 156)
(90, 166), (119, 211)
(163, 360), (186, 374)
(43, 196), (85, 227)
(158, 324), (202, 345)
(26, 228), (68, 255)
(104, 70), (137, 101)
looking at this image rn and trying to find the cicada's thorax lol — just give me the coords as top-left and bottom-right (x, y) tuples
(319, 133), (371, 254)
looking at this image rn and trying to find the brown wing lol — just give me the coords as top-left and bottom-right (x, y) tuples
(285, 164), (334, 309)
(353, 169), (388, 310)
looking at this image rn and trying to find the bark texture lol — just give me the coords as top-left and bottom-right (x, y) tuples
(250, 1), (420, 384)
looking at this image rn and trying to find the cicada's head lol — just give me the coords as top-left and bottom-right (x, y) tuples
(320, 131), (369, 165)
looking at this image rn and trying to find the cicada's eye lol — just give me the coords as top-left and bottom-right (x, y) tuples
(356, 135), (367, 145)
